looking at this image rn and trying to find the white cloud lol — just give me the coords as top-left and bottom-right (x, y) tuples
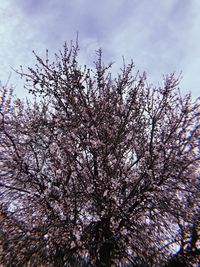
(0, 0), (199, 98)
(179, 0), (200, 98)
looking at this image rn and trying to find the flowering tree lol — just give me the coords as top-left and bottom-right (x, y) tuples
(0, 42), (199, 266)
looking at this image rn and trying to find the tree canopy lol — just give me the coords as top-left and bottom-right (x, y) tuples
(0, 41), (199, 266)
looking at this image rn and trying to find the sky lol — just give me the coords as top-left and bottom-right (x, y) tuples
(0, 0), (199, 99)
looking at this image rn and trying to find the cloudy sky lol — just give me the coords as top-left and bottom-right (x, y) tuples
(0, 0), (199, 99)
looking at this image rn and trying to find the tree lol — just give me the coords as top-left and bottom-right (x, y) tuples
(0, 41), (199, 266)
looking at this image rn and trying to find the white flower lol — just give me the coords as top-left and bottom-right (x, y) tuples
(56, 169), (62, 175)
(61, 74), (66, 80)
(60, 212), (66, 221)
(103, 190), (108, 197)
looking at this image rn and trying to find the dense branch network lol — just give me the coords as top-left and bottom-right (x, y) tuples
(0, 42), (199, 266)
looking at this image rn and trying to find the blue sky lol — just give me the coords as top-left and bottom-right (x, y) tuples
(0, 0), (199, 98)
